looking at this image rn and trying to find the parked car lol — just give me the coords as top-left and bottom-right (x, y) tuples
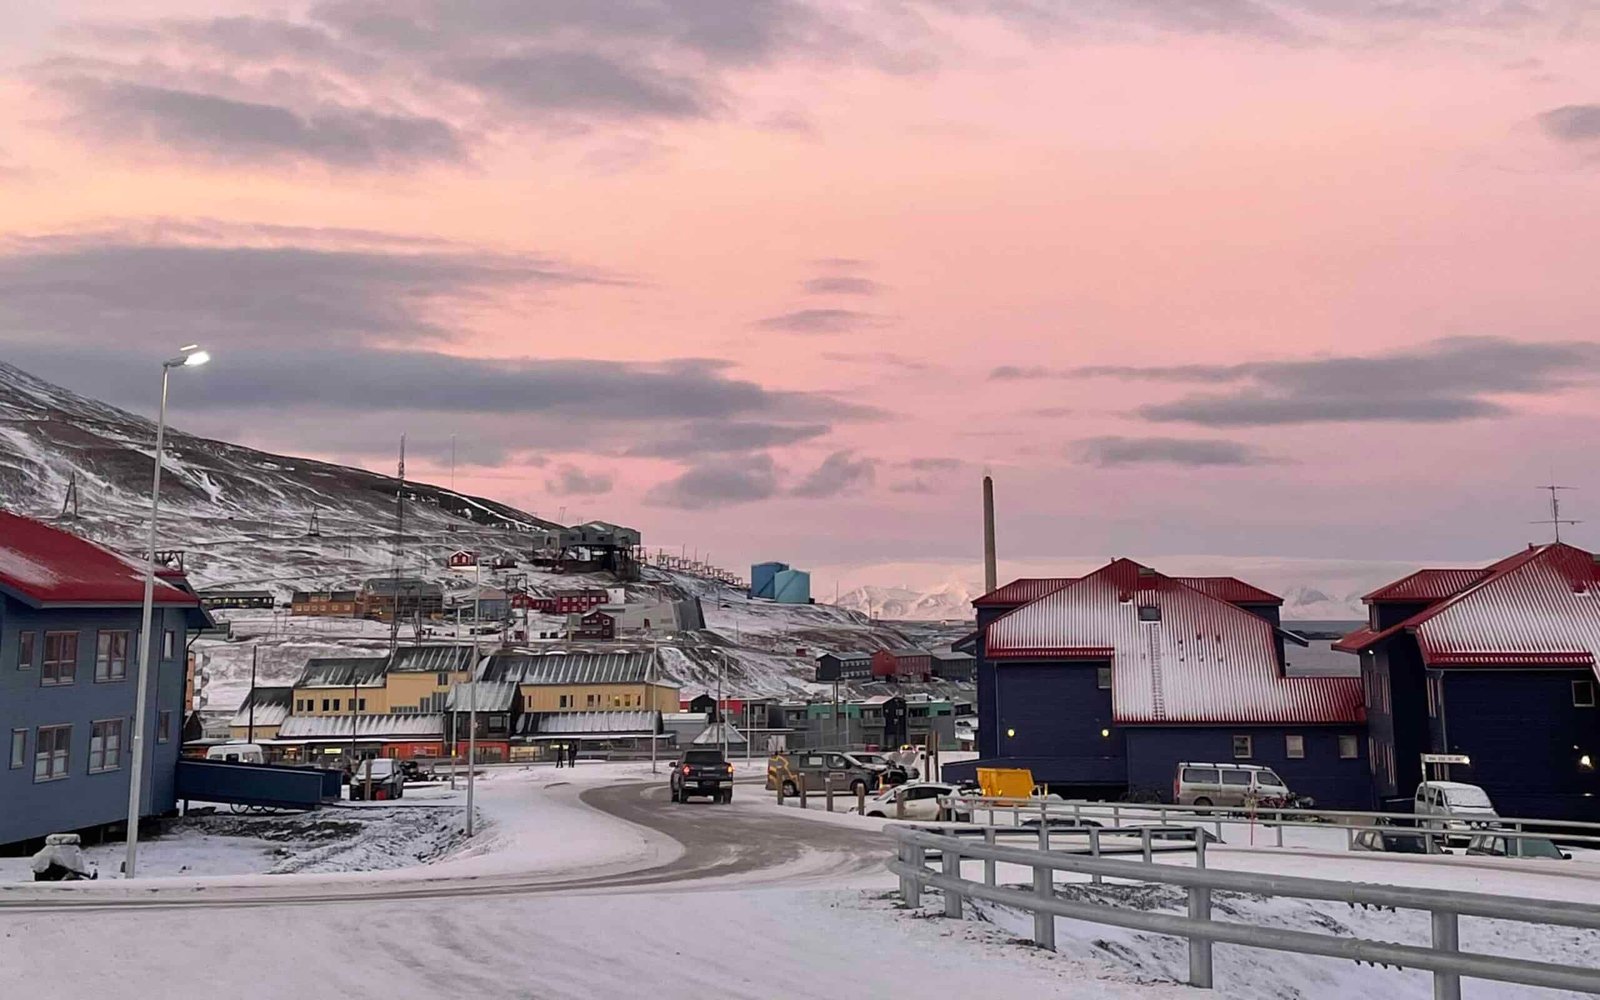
(854, 752), (918, 784)
(205, 742), (265, 764)
(349, 758), (405, 800)
(767, 750), (898, 796)
(1174, 762), (1296, 809)
(1351, 826), (1448, 855)
(1465, 832), (1569, 860)
(1414, 782), (1498, 843)
(672, 748), (734, 803)
(399, 760), (425, 783)
(864, 782), (969, 821)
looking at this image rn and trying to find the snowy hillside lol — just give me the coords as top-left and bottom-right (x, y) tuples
(836, 580), (983, 622)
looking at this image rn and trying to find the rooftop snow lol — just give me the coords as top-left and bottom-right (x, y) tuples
(276, 713), (444, 739)
(229, 686), (294, 728)
(483, 650), (655, 686)
(0, 510), (197, 608)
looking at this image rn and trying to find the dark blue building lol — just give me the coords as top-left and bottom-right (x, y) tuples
(1336, 543), (1600, 820)
(1, 512), (208, 850)
(953, 561), (1370, 807)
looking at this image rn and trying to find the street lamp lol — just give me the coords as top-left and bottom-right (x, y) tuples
(124, 344), (209, 878)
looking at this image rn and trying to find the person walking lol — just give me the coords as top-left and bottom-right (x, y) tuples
(553, 743), (564, 768)
(567, 741), (578, 768)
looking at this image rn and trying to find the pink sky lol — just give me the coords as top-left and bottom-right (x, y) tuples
(2, 2), (1599, 600)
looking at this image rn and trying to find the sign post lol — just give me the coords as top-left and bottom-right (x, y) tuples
(1420, 752), (1470, 783)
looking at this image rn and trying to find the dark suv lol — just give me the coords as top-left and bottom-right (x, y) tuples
(671, 748), (734, 803)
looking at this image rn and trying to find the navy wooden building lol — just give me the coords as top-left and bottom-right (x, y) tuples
(815, 651), (873, 683)
(1336, 542), (1600, 820)
(952, 560), (1369, 807)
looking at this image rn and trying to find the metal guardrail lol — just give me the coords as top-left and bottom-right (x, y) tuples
(941, 795), (1600, 853)
(887, 826), (1600, 998)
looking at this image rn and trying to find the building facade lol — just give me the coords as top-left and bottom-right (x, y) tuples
(815, 651), (873, 682)
(871, 649), (933, 683)
(290, 590), (359, 617)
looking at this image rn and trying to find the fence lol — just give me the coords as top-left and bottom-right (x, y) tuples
(887, 825), (1600, 998)
(940, 795), (1600, 855)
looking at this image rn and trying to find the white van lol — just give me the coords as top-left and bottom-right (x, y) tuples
(1414, 781), (1497, 842)
(1174, 762), (1295, 809)
(206, 743), (265, 764)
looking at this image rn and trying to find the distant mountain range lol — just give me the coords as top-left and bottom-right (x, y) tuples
(837, 578), (1367, 622)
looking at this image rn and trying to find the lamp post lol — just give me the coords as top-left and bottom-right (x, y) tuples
(124, 345), (209, 879)
(466, 554), (480, 837)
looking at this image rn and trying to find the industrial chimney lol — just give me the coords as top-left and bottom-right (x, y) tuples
(982, 474), (997, 595)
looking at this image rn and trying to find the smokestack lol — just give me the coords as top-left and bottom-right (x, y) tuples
(982, 474), (997, 595)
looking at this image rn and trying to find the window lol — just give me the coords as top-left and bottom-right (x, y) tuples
(586, 694), (598, 708)
(1137, 605), (1161, 622)
(331, 698), (341, 711)
(321, 698), (330, 711)
(42, 632), (78, 685)
(18, 631), (35, 670)
(163, 630), (176, 659)
(1220, 770), (1252, 786)
(158, 710), (172, 743)
(437, 672), (449, 686)
(1285, 734), (1305, 759)
(1231, 735), (1253, 759)
(9, 729), (24, 769)
(89, 720), (124, 773)
(1096, 666), (1112, 690)
(1182, 767), (1219, 784)
(35, 725), (70, 781)
(96, 630), (131, 682)
(1575, 680), (1596, 709)
(1339, 735), (1359, 759)
(1426, 675), (1437, 718)
(355, 698), (367, 711)
(559, 694), (571, 708)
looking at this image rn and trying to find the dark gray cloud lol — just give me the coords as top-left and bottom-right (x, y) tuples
(1072, 436), (1285, 467)
(904, 457), (963, 471)
(820, 351), (932, 371)
(52, 78), (466, 168)
(792, 450), (877, 498)
(625, 421), (830, 459)
(754, 308), (881, 334)
(444, 50), (712, 119)
(545, 464), (615, 496)
(644, 453), (780, 510)
(1539, 105), (1600, 143)
(989, 364), (1055, 380)
(890, 479), (938, 494)
(1071, 337), (1600, 427)
(802, 276), (881, 296)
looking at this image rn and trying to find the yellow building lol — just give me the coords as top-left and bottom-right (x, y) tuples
(229, 686), (293, 742)
(291, 656), (392, 716)
(382, 645), (478, 714)
(481, 650), (678, 714)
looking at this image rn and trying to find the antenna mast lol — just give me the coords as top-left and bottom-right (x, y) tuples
(1532, 483), (1580, 543)
(389, 434), (406, 653)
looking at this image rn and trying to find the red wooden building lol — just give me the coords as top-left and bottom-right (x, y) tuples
(872, 649), (933, 682)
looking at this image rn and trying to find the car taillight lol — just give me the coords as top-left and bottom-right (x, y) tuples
(681, 764), (692, 775)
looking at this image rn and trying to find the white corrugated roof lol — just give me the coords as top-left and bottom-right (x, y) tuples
(692, 722), (747, 745)
(276, 714), (444, 739)
(529, 711), (657, 736)
(229, 686), (293, 728)
(444, 681), (519, 711)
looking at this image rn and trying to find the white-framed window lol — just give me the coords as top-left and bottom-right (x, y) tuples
(42, 632), (78, 686)
(1575, 680), (1596, 709)
(18, 631), (36, 671)
(1425, 675), (1437, 717)
(1096, 666), (1112, 690)
(1231, 735), (1252, 759)
(9, 729), (25, 769)
(321, 698), (330, 711)
(35, 725), (70, 782)
(158, 710), (172, 743)
(1285, 734), (1305, 759)
(1339, 735), (1359, 759)
(162, 630), (176, 660)
(89, 719), (124, 773)
(96, 630), (130, 682)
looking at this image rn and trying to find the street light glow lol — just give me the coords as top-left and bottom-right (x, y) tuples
(183, 349), (211, 367)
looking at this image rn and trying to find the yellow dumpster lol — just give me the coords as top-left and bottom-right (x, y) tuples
(977, 767), (1046, 800)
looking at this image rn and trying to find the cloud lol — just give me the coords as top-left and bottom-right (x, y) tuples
(1538, 105), (1600, 143)
(754, 308), (881, 334)
(792, 450), (877, 498)
(545, 464), (614, 496)
(989, 364), (1055, 380)
(644, 453), (780, 510)
(1070, 336), (1600, 427)
(811, 257), (868, 269)
(904, 457), (963, 471)
(802, 276), (881, 296)
(820, 351), (932, 371)
(625, 421), (830, 458)
(1071, 436), (1285, 467)
(50, 79), (466, 169)
(890, 479), (938, 494)
(444, 50), (712, 119)
(1026, 406), (1075, 417)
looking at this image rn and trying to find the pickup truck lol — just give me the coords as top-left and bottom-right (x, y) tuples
(671, 748), (735, 803)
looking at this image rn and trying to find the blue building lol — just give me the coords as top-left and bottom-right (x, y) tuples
(1, 512), (208, 850)
(772, 568), (811, 604)
(750, 562), (789, 600)
(951, 560), (1370, 807)
(1336, 543), (1600, 820)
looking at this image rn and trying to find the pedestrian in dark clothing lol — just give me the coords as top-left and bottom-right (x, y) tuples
(567, 742), (578, 768)
(553, 744), (564, 768)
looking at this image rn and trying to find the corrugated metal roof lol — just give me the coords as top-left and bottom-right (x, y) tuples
(444, 681), (519, 711)
(1175, 577), (1283, 606)
(693, 722), (746, 745)
(362, 577), (443, 597)
(0, 510), (198, 607)
(1363, 568), (1489, 604)
(521, 711), (657, 736)
(229, 686), (293, 728)
(388, 645), (478, 674)
(483, 650), (653, 686)
(930, 650), (975, 661)
(973, 577), (1076, 608)
(295, 656), (390, 689)
(277, 714), (444, 739)
(986, 559), (1364, 725)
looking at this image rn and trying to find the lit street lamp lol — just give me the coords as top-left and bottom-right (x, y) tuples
(124, 345), (210, 878)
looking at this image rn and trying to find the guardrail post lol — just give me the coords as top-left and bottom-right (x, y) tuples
(943, 847), (963, 919)
(984, 828), (997, 886)
(1073, 802), (1082, 826)
(1196, 831), (1207, 869)
(903, 842), (925, 908)
(1112, 803), (1121, 828)
(799, 773), (808, 810)
(1431, 911), (1461, 1000)
(1346, 826), (1355, 850)
(1276, 820), (1284, 848)
(1089, 827), (1103, 885)
(1187, 885), (1214, 989)
(826, 777), (835, 813)
(1033, 865), (1056, 951)
(776, 778), (784, 806)
(897, 789), (906, 820)
(1141, 826), (1153, 863)
(857, 785), (867, 815)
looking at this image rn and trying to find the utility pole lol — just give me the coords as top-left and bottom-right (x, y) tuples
(389, 434), (406, 654)
(1533, 483), (1580, 543)
(246, 645), (258, 744)
(649, 630), (660, 774)
(466, 552), (481, 837)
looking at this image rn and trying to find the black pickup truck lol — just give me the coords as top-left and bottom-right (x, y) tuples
(670, 748), (735, 803)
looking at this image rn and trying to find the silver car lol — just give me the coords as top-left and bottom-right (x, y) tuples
(1175, 762), (1294, 809)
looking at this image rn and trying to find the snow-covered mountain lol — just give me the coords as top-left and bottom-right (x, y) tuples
(836, 580), (982, 622)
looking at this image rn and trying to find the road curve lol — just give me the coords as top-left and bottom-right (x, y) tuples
(0, 779), (890, 912)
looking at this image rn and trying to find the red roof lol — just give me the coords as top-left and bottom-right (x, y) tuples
(0, 510), (198, 608)
(973, 577), (1076, 608)
(986, 559), (1364, 725)
(1174, 576), (1283, 606)
(1362, 568), (1488, 604)
(1337, 543), (1600, 670)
